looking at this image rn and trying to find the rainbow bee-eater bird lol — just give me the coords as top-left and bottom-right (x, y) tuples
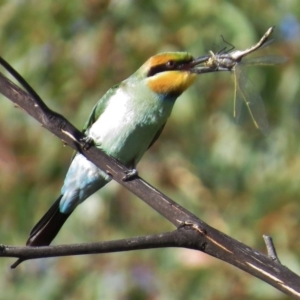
(26, 52), (207, 246)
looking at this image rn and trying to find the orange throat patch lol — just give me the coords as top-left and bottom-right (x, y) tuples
(147, 71), (196, 96)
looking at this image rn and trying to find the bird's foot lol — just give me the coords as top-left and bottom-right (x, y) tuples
(122, 168), (138, 181)
(80, 136), (94, 150)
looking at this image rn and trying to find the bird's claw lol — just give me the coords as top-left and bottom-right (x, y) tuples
(122, 169), (138, 181)
(80, 136), (94, 150)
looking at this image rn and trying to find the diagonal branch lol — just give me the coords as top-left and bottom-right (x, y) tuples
(1, 71), (300, 299)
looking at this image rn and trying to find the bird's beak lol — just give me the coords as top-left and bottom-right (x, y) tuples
(190, 55), (210, 67)
(189, 55), (217, 74)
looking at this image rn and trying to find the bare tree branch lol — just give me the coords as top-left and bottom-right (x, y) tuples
(1, 71), (300, 298)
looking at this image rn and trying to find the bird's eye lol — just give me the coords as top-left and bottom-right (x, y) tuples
(166, 60), (176, 69)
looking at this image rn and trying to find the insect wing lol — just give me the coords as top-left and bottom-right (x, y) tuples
(241, 55), (288, 66)
(232, 66), (243, 121)
(233, 64), (269, 135)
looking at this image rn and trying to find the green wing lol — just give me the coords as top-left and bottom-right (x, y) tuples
(70, 84), (120, 161)
(147, 122), (166, 150)
(82, 83), (120, 133)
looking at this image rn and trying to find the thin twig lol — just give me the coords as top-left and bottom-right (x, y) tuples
(263, 235), (281, 264)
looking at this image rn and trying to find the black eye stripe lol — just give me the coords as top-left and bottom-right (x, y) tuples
(147, 59), (191, 77)
(147, 63), (176, 77)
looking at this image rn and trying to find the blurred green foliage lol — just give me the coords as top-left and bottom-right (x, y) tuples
(0, 0), (299, 299)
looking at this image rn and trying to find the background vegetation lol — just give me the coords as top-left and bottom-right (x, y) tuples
(0, 1), (299, 299)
